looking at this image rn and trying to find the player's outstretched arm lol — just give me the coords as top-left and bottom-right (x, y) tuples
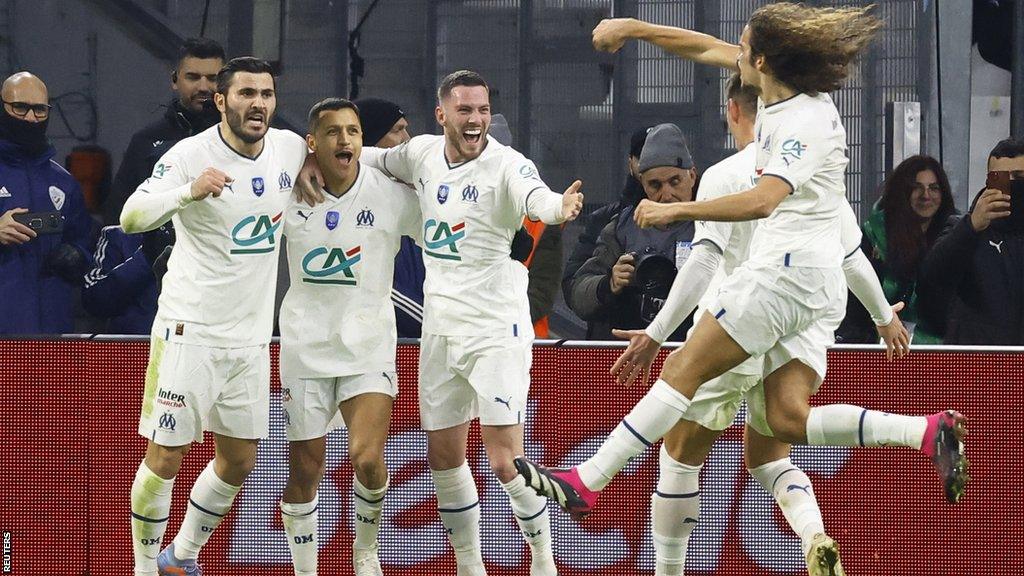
(610, 241), (723, 387)
(842, 248), (910, 360)
(593, 18), (740, 71)
(560, 180), (584, 223)
(635, 175), (790, 227)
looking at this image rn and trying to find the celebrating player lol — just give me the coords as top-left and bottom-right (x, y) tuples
(355, 70), (583, 576)
(516, 2), (968, 548)
(276, 98), (420, 576)
(605, 73), (908, 576)
(121, 57), (309, 576)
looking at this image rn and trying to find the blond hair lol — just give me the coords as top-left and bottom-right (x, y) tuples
(748, 2), (882, 94)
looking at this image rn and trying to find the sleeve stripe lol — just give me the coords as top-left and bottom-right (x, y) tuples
(83, 230), (112, 288)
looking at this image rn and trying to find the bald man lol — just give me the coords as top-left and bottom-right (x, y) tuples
(0, 71), (94, 334)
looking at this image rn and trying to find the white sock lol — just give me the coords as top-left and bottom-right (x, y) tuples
(281, 495), (319, 576)
(749, 458), (823, 556)
(432, 463), (484, 570)
(172, 461), (242, 560)
(501, 475), (555, 574)
(353, 475), (387, 551)
(131, 462), (175, 575)
(579, 379), (691, 490)
(651, 446), (701, 576)
(806, 404), (927, 449)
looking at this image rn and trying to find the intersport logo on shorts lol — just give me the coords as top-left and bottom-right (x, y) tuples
(230, 212), (283, 254)
(230, 401), (851, 572)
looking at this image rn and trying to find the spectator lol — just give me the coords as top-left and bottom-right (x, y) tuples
(563, 125), (650, 338)
(101, 38), (224, 225)
(354, 97), (425, 337)
(81, 223), (173, 334)
(0, 71), (93, 334)
(567, 123), (697, 340)
(490, 113), (563, 338)
(919, 138), (1024, 344)
(837, 155), (956, 344)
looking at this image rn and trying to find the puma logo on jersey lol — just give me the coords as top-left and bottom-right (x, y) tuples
(494, 396), (512, 410)
(297, 210), (311, 222)
(990, 240), (1004, 254)
(786, 484), (812, 495)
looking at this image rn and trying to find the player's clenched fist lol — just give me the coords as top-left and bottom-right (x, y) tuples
(561, 180), (584, 223)
(190, 167), (233, 201)
(593, 18), (637, 53)
(634, 198), (679, 228)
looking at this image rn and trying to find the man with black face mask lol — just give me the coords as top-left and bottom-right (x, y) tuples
(919, 138), (1024, 344)
(101, 38), (224, 226)
(0, 71), (94, 334)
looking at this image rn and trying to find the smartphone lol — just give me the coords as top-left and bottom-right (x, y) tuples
(12, 211), (65, 235)
(987, 170), (1011, 194)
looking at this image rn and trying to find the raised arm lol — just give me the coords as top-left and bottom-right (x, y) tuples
(593, 18), (740, 71)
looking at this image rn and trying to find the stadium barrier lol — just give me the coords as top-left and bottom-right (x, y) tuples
(1, 338), (1020, 575)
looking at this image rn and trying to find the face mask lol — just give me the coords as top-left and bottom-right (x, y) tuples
(0, 112), (49, 156)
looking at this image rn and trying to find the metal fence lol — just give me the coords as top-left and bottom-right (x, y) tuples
(428, 0), (923, 218)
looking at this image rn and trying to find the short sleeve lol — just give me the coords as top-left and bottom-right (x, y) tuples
(761, 118), (830, 192)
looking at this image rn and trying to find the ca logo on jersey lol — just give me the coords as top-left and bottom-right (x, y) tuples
(301, 246), (361, 285)
(780, 139), (807, 166)
(230, 212), (282, 254)
(424, 219), (465, 261)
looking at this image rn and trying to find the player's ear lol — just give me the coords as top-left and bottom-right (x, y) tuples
(435, 104), (445, 127)
(306, 133), (317, 153)
(214, 92), (226, 114)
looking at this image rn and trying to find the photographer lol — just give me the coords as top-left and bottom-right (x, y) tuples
(567, 123), (697, 340)
(918, 138), (1024, 344)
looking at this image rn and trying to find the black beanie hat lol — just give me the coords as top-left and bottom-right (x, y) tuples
(353, 97), (405, 146)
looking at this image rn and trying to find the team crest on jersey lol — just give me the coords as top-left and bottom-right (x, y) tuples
(279, 170), (293, 191)
(424, 219), (465, 261)
(437, 184), (450, 204)
(356, 208), (374, 227)
(461, 185), (478, 203)
(230, 212), (282, 254)
(781, 139), (807, 165)
(49, 186), (65, 210)
(252, 177), (265, 197)
(301, 245), (361, 285)
(326, 210), (340, 230)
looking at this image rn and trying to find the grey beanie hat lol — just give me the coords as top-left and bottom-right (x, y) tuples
(638, 123), (694, 173)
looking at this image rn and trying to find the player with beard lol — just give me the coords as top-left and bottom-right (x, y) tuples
(120, 57), (309, 576)
(355, 70), (583, 576)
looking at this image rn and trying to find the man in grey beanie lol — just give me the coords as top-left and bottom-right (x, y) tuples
(566, 122), (698, 340)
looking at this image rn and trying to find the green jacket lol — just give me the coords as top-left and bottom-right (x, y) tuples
(839, 207), (944, 344)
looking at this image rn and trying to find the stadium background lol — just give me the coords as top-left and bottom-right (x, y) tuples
(2, 339), (1021, 574)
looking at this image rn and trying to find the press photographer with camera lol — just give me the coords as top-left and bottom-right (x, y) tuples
(0, 71), (94, 335)
(566, 123), (698, 340)
(918, 138), (1024, 344)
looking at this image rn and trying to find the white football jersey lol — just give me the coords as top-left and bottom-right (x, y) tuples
(363, 134), (563, 337)
(749, 93), (849, 268)
(278, 166), (421, 379)
(138, 125), (307, 347)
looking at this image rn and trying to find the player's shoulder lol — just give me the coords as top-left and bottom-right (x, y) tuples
(699, 145), (755, 200)
(407, 134), (444, 153)
(266, 127), (307, 150)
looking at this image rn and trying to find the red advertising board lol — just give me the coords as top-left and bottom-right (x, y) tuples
(0, 339), (1021, 575)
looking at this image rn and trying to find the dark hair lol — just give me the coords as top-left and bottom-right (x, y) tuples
(878, 155), (955, 279)
(177, 38), (225, 68)
(725, 72), (758, 119)
(307, 97), (360, 134)
(216, 57), (275, 95)
(437, 70), (489, 102)
(989, 138), (1024, 160)
(747, 3), (882, 94)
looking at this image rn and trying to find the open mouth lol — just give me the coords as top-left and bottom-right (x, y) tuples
(245, 112), (266, 129)
(335, 150), (354, 166)
(464, 127), (482, 145)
